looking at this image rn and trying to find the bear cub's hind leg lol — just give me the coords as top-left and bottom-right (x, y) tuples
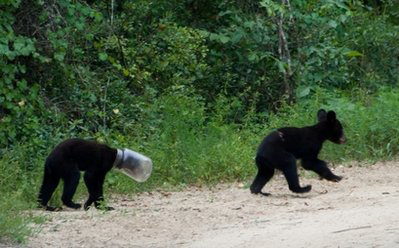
(250, 156), (275, 196)
(250, 167), (275, 196)
(61, 169), (82, 209)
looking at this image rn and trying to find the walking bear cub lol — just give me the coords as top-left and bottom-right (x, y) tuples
(38, 138), (117, 211)
(250, 109), (346, 195)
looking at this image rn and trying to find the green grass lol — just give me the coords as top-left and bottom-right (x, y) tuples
(263, 87), (399, 163)
(0, 148), (46, 244)
(2, 87), (399, 243)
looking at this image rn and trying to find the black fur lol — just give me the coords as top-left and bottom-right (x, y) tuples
(250, 109), (346, 195)
(38, 138), (117, 211)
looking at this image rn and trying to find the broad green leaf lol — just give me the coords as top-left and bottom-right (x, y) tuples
(297, 86), (311, 98)
(13, 38), (25, 51)
(209, 33), (219, 41)
(243, 21), (255, 29)
(218, 10), (232, 17)
(99, 52), (108, 61)
(277, 61), (286, 73)
(219, 35), (230, 44)
(248, 53), (258, 62)
(0, 44), (9, 55)
(344, 50), (363, 57)
(54, 52), (65, 61)
(328, 20), (338, 28)
(231, 31), (243, 43)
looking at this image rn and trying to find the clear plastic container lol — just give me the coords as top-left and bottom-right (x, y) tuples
(115, 149), (153, 182)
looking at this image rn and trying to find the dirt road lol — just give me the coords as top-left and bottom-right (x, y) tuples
(27, 161), (399, 248)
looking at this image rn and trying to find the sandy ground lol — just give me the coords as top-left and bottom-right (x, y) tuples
(14, 162), (399, 247)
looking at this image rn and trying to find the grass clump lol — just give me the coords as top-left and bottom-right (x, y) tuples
(2, 87), (399, 243)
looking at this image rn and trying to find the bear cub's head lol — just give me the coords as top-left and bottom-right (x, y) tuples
(317, 109), (346, 144)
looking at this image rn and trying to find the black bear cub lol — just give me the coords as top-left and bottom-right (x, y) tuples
(250, 109), (346, 195)
(38, 138), (117, 211)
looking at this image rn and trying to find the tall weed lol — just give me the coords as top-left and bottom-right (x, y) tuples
(2, 87), (399, 243)
(260, 88), (399, 163)
(0, 147), (45, 243)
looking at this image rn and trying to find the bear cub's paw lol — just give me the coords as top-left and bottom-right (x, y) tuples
(328, 175), (343, 182)
(64, 202), (82, 209)
(290, 185), (312, 193)
(42, 205), (63, 211)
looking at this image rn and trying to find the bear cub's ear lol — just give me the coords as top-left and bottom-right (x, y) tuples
(317, 109), (327, 122)
(327, 110), (336, 122)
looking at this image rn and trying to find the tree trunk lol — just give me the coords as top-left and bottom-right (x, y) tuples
(276, 0), (294, 103)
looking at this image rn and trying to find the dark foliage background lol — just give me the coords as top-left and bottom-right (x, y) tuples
(1, 0), (399, 242)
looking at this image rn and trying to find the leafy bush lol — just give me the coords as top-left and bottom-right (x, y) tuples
(261, 87), (399, 163)
(104, 90), (257, 193)
(3, 86), (399, 243)
(0, 145), (45, 243)
(2, 0), (399, 243)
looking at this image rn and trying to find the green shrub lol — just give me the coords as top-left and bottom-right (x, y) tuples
(3, 87), (399, 243)
(259, 87), (399, 163)
(2, 0), (399, 243)
(104, 90), (257, 193)
(0, 146), (45, 244)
